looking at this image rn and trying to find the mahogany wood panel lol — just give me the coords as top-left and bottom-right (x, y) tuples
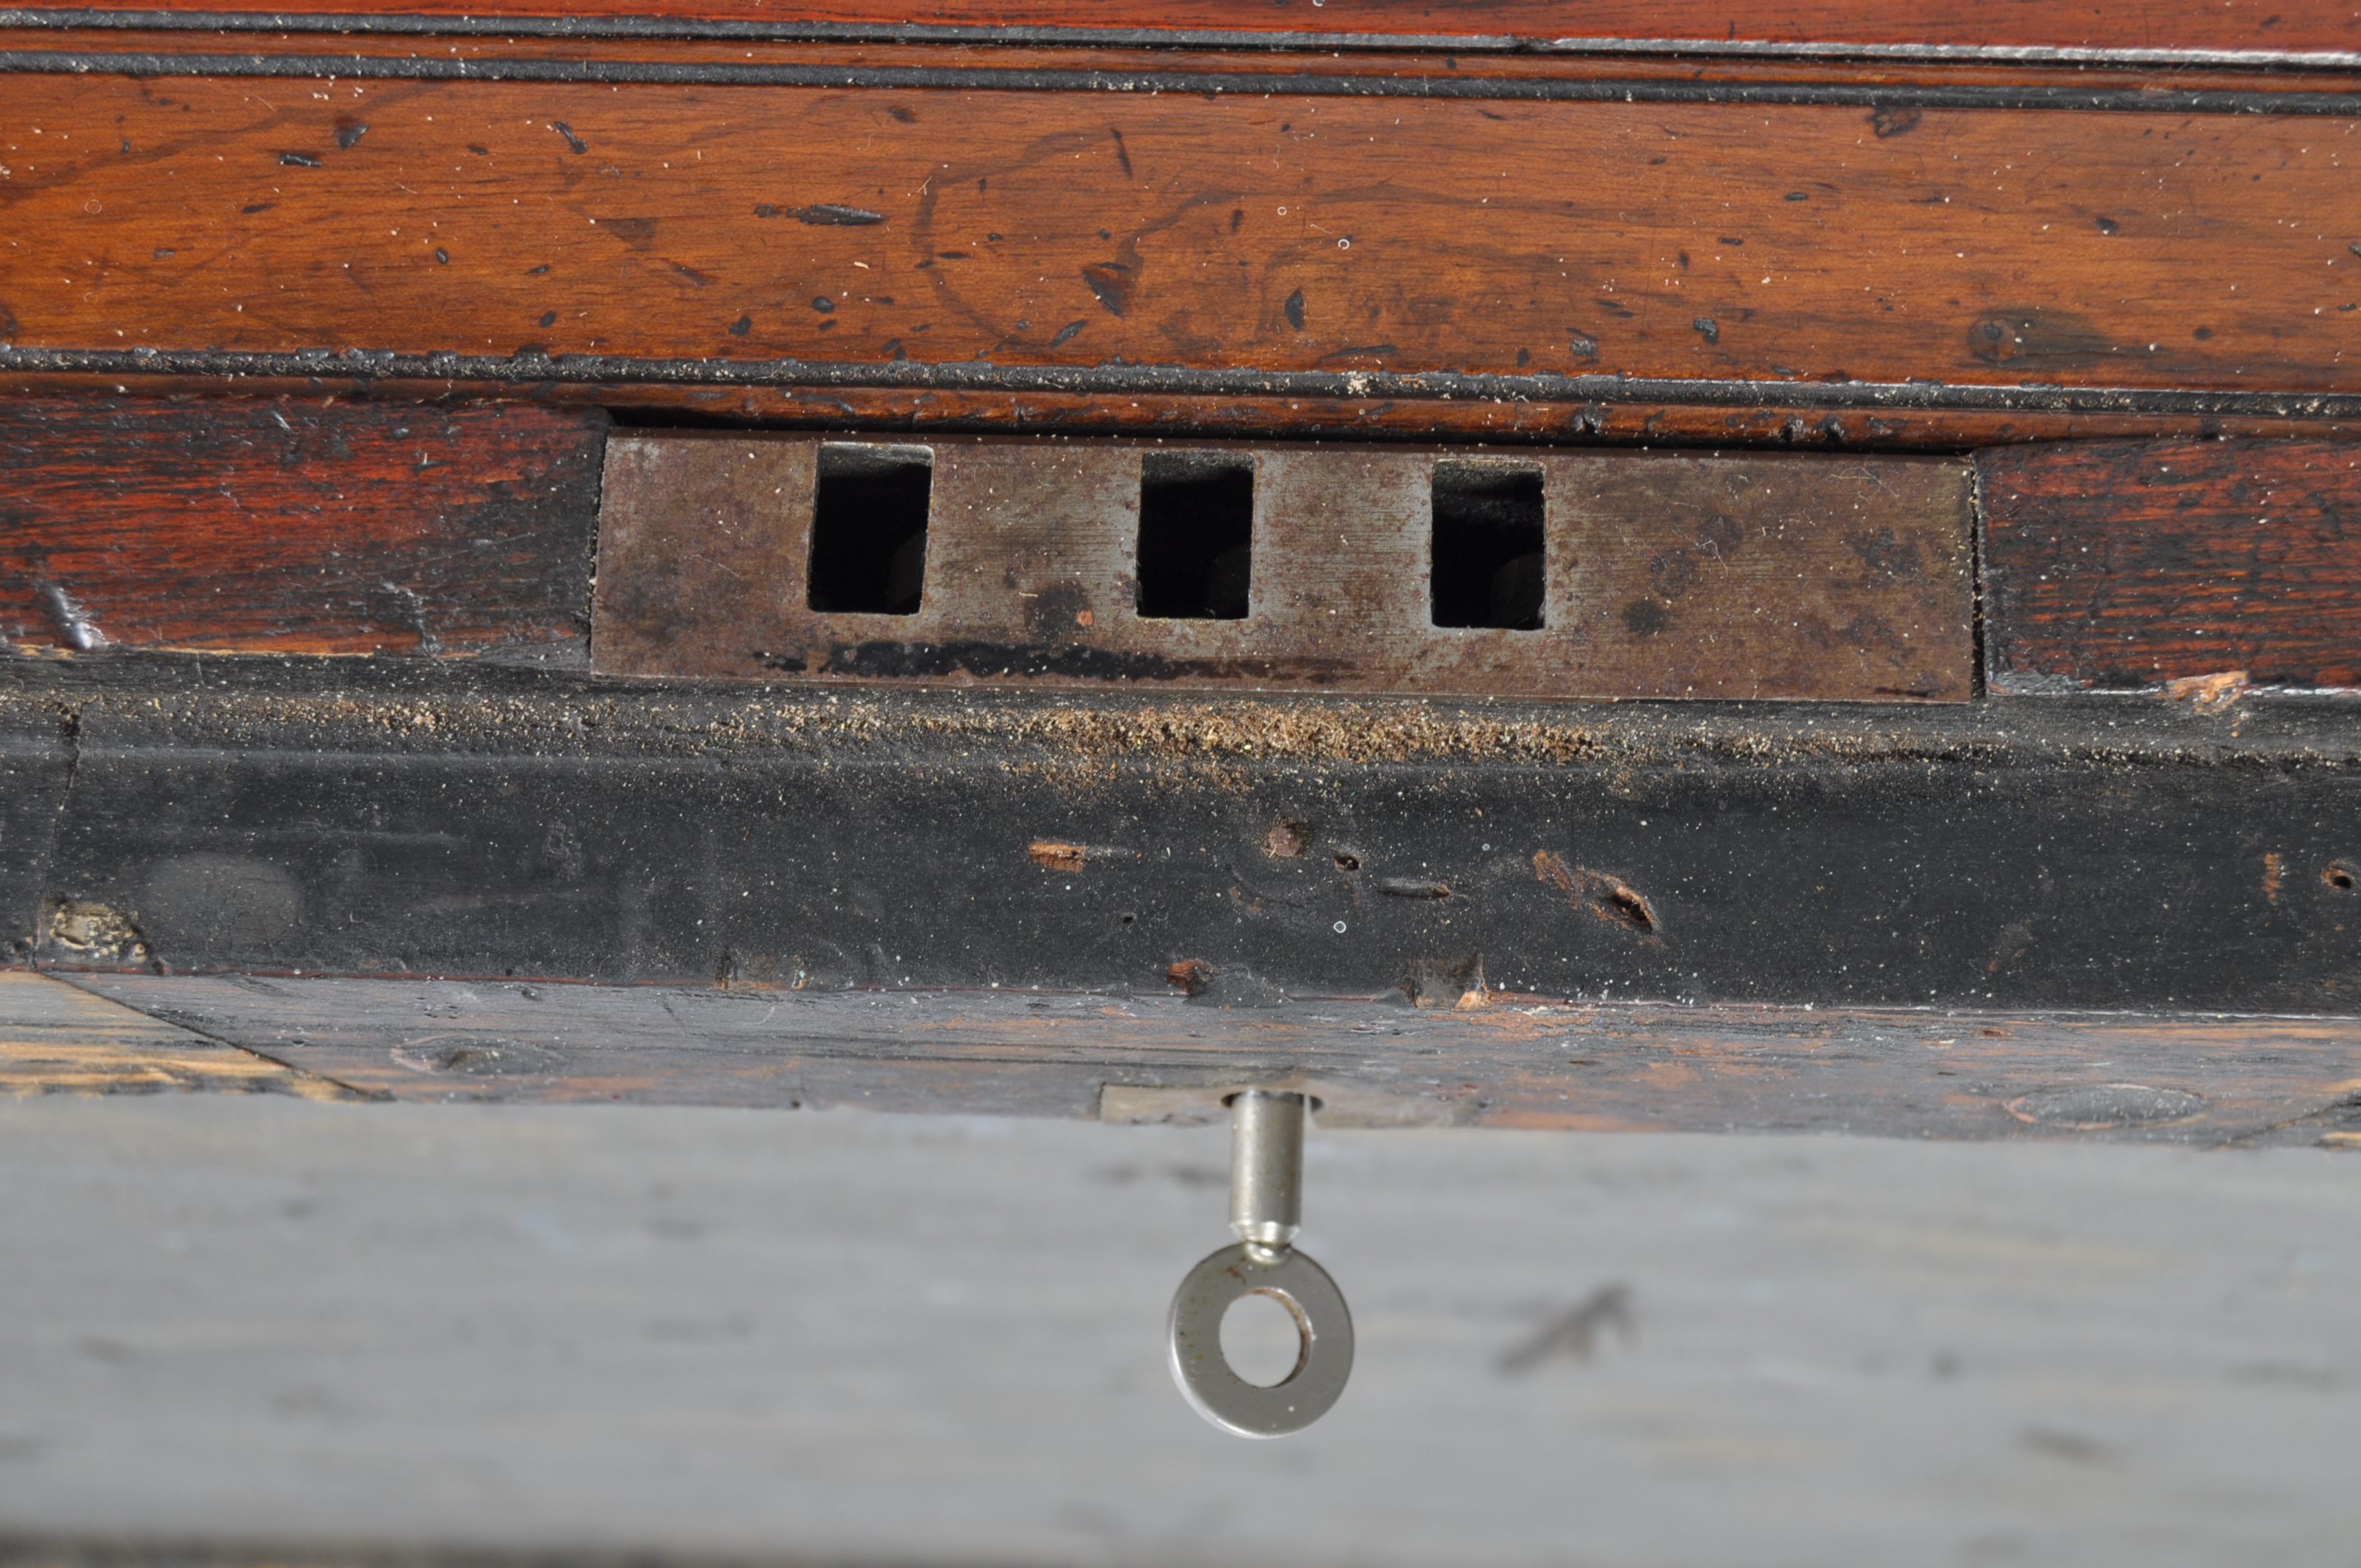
(594, 432), (1973, 700)
(0, 396), (606, 656)
(1981, 440), (2361, 692)
(0, 74), (2355, 416)
(59, 972), (2361, 1148)
(28, 0), (2361, 57)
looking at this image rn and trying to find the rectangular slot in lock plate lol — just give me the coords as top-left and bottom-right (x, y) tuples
(591, 435), (1973, 702)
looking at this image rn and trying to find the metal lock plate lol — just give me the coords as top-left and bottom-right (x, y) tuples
(591, 434), (1973, 702)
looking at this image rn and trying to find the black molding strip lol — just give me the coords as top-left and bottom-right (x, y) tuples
(5, 45), (2361, 109)
(4, 6), (2361, 70)
(7, 345), (2360, 421)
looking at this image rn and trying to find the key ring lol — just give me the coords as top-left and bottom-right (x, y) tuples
(1165, 1090), (1354, 1437)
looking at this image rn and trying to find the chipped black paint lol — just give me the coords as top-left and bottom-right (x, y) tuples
(9, 660), (2360, 1012)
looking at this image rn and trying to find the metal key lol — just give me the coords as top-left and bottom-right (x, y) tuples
(1166, 1089), (1354, 1437)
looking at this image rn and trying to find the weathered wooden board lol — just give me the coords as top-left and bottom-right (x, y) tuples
(0, 968), (363, 1098)
(593, 434), (1974, 700)
(0, 73), (2354, 413)
(0, 397), (605, 656)
(26, 0), (2361, 56)
(9, 661), (2361, 1012)
(50, 970), (2361, 1147)
(1981, 440), (2361, 693)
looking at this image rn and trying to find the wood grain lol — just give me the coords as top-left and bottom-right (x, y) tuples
(57, 970), (2361, 1147)
(35, 0), (2361, 56)
(1981, 440), (2361, 692)
(0, 74), (2354, 405)
(0, 396), (606, 656)
(0, 969), (365, 1099)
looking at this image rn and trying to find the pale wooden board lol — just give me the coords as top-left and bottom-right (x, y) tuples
(0, 1095), (2357, 1567)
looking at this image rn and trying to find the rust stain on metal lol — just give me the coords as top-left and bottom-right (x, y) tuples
(592, 434), (1974, 702)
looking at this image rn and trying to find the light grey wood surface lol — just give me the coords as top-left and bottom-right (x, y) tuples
(2, 1089), (2357, 1567)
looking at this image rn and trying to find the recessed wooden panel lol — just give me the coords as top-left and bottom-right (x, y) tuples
(0, 396), (606, 656)
(1981, 440), (2361, 693)
(594, 433), (1973, 700)
(29, 0), (2361, 56)
(0, 74), (2354, 406)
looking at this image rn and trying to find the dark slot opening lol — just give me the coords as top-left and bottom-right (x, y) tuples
(1136, 452), (1254, 620)
(808, 444), (932, 615)
(1430, 462), (1546, 630)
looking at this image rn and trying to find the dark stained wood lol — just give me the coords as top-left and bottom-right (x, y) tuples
(1, 75), (2355, 406)
(594, 432), (1975, 700)
(0, 396), (605, 656)
(16, 26), (2361, 94)
(56, 971), (2361, 1149)
(1981, 440), (2361, 692)
(10, 371), (2358, 449)
(40, 0), (2361, 55)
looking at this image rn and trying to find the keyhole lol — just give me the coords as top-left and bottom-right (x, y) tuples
(1220, 1289), (1309, 1387)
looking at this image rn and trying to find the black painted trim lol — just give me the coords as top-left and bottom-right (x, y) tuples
(4, 6), (2361, 70)
(5, 345), (2360, 421)
(4, 45), (2360, 110)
